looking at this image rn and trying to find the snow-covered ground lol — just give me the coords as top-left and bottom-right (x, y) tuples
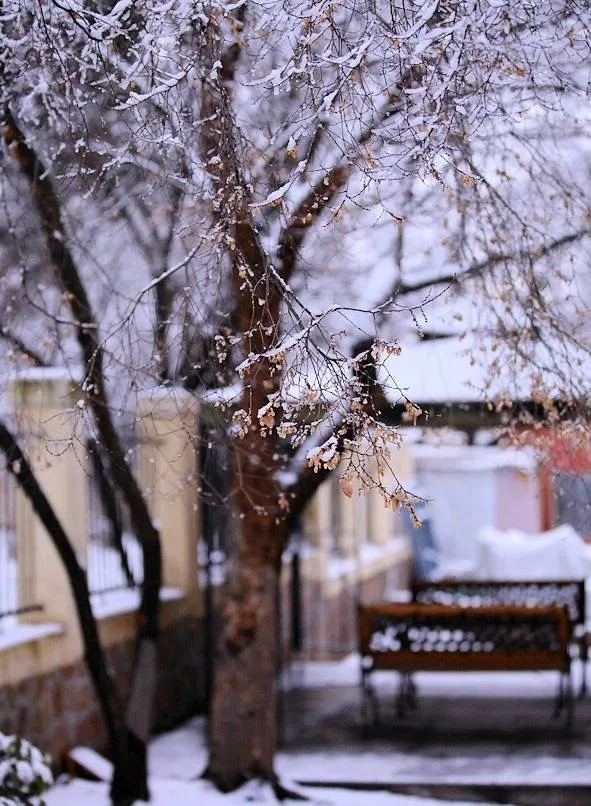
(42, 654), (518, 805)
(44, 651), (591, 805)
(45, 777), (499, 806)
(48, 717), (510, 806)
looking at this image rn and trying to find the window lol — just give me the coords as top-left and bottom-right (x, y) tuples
(552, 472), (591, 540)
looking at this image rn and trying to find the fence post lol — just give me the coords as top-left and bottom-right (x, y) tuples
(136, 389), (200, 605)
(11, 370), (87, 652)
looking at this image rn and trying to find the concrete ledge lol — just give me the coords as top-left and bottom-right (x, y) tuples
(91, 586), (184, 620)
(0, 622), (63, 652)
(324, 537), (410, 596)
(0, 622), (67, 686)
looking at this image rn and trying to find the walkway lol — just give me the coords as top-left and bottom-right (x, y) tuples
(277, 655), (591, 805)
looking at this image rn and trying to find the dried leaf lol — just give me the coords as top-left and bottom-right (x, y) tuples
(340, 478), (353, 498)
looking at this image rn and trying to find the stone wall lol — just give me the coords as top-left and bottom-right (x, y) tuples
(0, 616), (205, 767)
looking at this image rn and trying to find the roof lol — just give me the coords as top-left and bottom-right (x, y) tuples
(380, 332), (591, 408)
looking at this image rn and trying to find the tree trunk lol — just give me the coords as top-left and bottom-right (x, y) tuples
(205, 517), (286, 792)
(110, 725), (150, 805)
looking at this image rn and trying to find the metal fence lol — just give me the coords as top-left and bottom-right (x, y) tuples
(0, 456), (39, 625)
(552, 471), (591, 541)
(200, 426), (231, 584)
(86, 437), (144, 595)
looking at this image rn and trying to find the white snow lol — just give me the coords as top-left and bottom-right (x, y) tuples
(279, 652), (585, 700)
(201, 383), (243, 406)
(0, 529), (17, 623)
(475, 523), (591, 581)
(279, 752), (591, 788)
(90, 586), (183, 620)
(9, 367), (78, 384)
(139, 385), (195, 401)
(45, 777), (498, 806)
(143, 685), (591, 790)
(67, 747), (113, 782)
(379, 334), (493, 406)
(0, 622), (62, 652)
(410, 444), (538, 472)
(44, 650), (591, 805)
(280, 652), (361, 691)
(380, 332), (591, 406)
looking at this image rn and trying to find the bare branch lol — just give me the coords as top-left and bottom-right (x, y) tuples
(396, 229), (591, 298)
(0, 324), (48, 367)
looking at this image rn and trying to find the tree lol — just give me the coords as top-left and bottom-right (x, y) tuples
(1, 0), (591, 797)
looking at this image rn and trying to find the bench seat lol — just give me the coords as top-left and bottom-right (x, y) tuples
(358, 602), (573, 726)
(411, 578), (587, 695)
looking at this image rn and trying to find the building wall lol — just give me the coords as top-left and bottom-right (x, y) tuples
(521, 427), (591, 539)
(416, 468), (496, 565)
(413, 445), (543, 568)
(496, 466), (542, 533)
(0, 376), (202, 767)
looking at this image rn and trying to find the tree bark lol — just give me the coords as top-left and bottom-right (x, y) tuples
(205, 393), (288, 790)
(198, 17), (317, 791)
(205, 526), (284, 791)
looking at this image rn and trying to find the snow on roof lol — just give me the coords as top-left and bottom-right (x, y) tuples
(411, 444), (538, 472)
(379, 334), (499, 405)
(380, 332), (591, 406)
(141, 385), (195, 400)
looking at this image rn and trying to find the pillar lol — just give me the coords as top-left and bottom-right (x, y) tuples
(11, 369), (86, 661)
(136, 388), (199, 605)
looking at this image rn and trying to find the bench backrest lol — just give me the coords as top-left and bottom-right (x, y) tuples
(358, 603), (570, 673)
(411, 579), (586, 626)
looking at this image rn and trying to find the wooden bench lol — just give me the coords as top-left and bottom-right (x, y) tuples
(411, 579), (587, 696)
(358, 602), (573, 727)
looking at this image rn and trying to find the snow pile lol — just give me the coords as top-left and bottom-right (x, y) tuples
(0, 734), (52, 806)
(476, 524), (591, 581)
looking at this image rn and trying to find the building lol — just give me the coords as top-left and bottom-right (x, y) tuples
(0, 371), (411, 766)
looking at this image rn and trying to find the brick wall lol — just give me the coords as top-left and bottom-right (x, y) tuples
(0, 616), (205, 767)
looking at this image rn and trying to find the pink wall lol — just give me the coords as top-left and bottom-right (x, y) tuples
(495, 467), (542, 534)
